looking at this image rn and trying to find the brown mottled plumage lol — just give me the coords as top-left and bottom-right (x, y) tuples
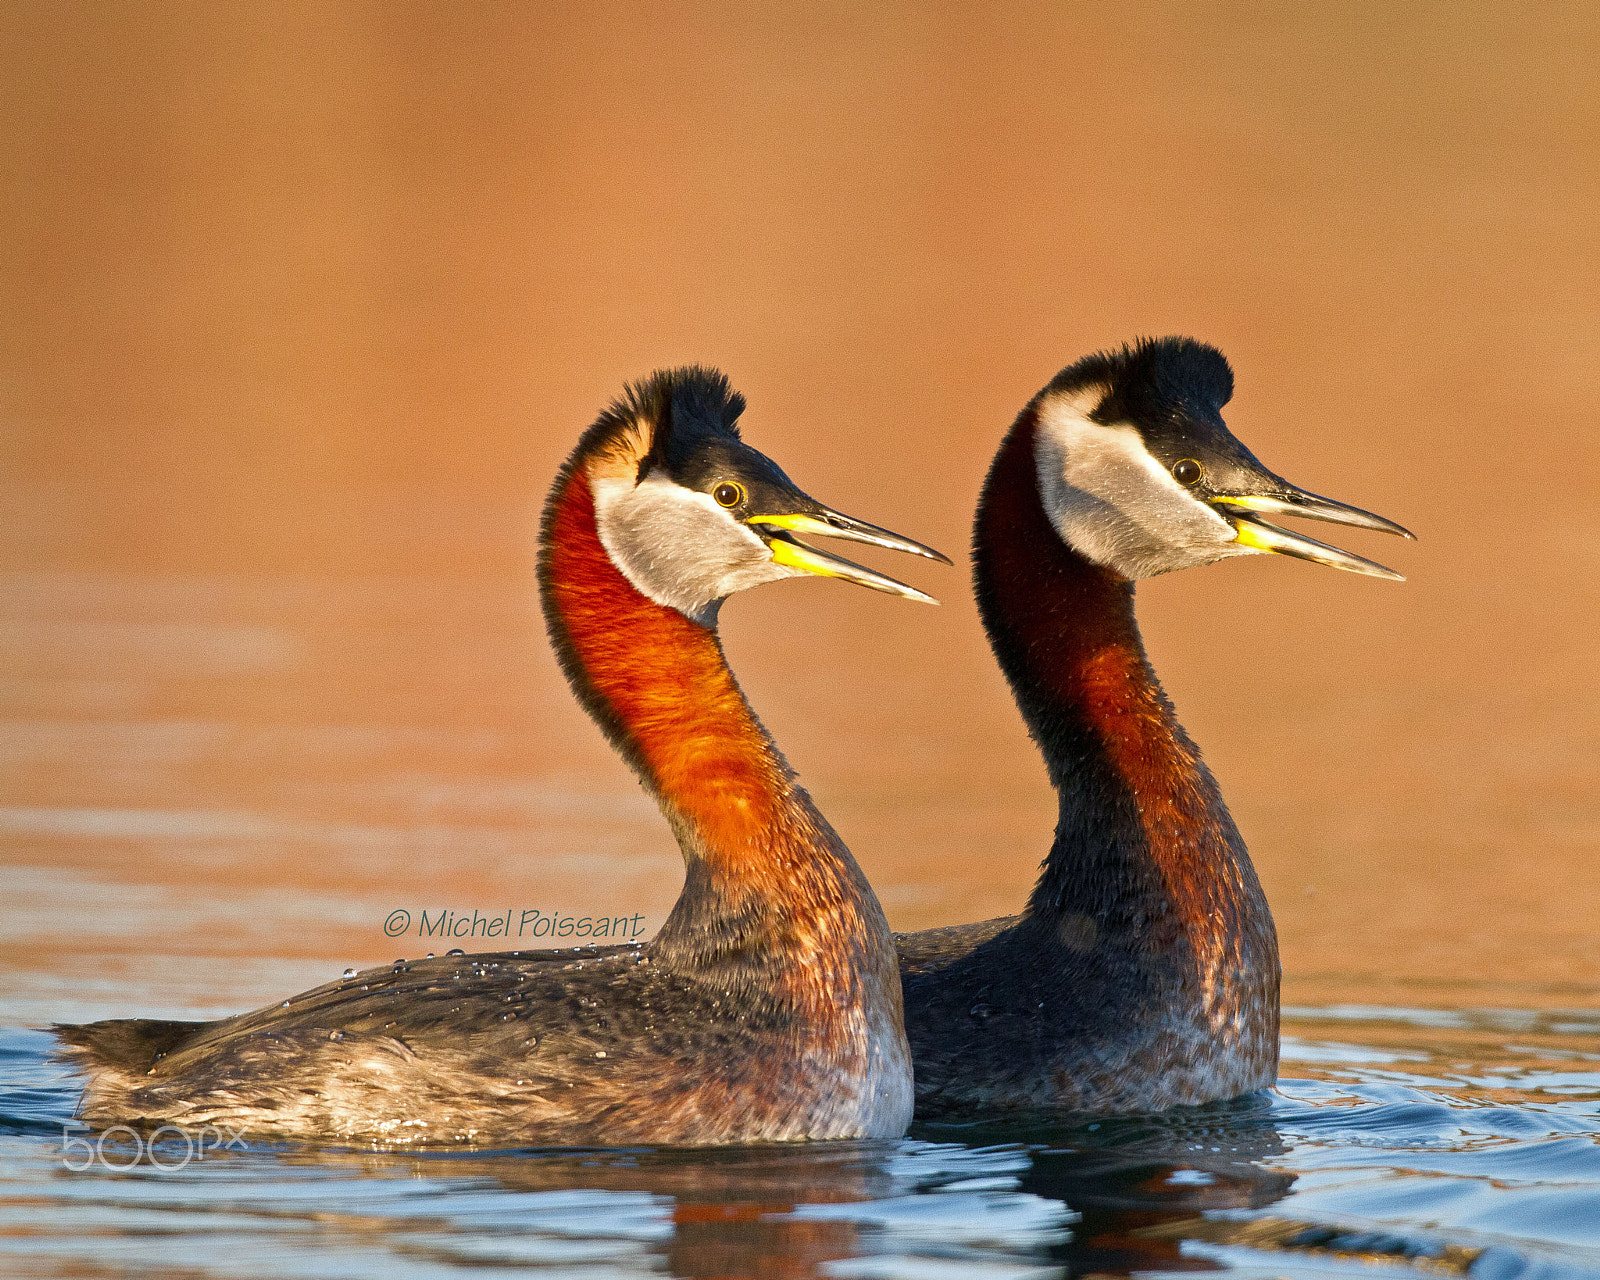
(57, 368), (927, 1146)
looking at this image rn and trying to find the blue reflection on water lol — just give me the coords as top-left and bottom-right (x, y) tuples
(2, 1006), (1598, 1279)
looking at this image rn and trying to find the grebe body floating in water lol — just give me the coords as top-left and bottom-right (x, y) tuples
(897, 338), (1413, 1118)
(58, 368), (947, 1146)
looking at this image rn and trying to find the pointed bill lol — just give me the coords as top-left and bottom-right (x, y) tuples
(1230, 514), (1405, 581)
(747, 511), (953, 564)
(767, 532), (940, 604)
(1214, 491), (1415, 540)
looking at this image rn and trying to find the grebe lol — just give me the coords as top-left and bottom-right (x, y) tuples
(898, 338), (1412, 1117)
(58, 367), (948, 1146)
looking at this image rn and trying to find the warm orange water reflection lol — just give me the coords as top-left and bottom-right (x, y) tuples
(2, 3), (1597, 1022)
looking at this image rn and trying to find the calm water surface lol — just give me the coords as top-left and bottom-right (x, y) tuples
(3, 568), (1598, 1277)
(3, 1005), (1599, 1278)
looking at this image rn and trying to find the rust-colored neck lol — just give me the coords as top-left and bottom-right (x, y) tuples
(973, 404), (1275, 987)
(537, 464), (889, 1001)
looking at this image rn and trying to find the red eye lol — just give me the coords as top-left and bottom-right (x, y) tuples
(1172, 459), (1203, 486)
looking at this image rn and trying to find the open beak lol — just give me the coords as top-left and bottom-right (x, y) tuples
(1211, 487), (1415, 582)
(745, 508), (951, 605)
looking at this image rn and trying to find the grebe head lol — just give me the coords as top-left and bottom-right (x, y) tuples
(1031, 337), (1414, 581)
(581, 367), (950, 624)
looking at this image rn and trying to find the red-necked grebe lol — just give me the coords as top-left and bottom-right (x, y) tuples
(897, 338), (1412, 1117)
(58, 367), (948, 1146)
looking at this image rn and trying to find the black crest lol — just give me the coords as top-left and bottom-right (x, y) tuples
(1047, 337), (1235, 427)
(597, 367), (747, 480)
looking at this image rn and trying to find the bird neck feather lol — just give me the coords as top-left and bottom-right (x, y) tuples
(974, 403), (1275, 987)
(538, 458), (894, 1015)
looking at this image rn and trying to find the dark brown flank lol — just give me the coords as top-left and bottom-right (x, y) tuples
(897, 400), (1280, 1117)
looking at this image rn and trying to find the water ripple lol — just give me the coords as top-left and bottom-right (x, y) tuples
(1, 1006), (1598, 1278)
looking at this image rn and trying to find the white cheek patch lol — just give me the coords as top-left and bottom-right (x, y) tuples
(1034, 392), (1246, 579)
(589, 470), (799, 625)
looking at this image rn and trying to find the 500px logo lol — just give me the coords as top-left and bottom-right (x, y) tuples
(61, 1121), (247, 1172)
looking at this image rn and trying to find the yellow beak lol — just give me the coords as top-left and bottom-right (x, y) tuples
(747, 509), (949, 604)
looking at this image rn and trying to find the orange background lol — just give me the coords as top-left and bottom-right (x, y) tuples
(3, 2), (1596, 1016)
